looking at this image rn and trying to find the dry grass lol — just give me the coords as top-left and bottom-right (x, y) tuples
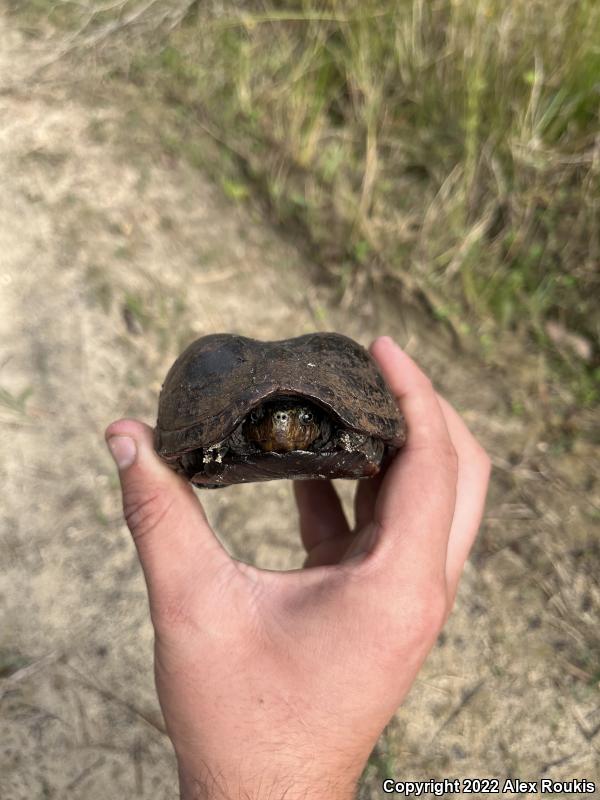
(119, 0), (600, 404)
(9, 1), (600, 405)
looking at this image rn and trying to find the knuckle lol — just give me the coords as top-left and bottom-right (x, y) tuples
(376, 579), (448, 652)
(374, 588), (448, 669)
(123, 486), (173, 541)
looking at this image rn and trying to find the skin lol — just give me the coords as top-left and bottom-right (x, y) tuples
(242, 401), (321, 452)
(105, 336), (491, 800)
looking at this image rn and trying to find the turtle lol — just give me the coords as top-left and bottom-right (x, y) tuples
(153, 332), (407, 487)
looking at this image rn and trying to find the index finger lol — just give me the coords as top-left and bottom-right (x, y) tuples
(366, 337), (457, 586)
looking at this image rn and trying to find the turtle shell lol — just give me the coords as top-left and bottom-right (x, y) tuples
(154, 332), (407, 485)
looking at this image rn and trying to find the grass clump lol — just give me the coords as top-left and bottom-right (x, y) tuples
(10, 0), (600, 403)
(145, 0), (599, 402)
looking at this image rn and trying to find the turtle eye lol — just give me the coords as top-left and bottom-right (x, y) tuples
(250, 409), (263, 423)
(299, 409), (313, 424)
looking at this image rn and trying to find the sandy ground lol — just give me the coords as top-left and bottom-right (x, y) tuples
(1, 10), (599, 799)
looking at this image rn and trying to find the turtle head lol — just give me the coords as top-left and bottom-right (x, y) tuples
(243, 400), (321, 452)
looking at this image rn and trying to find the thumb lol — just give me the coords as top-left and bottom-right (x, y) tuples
(105, 419), (232, 619)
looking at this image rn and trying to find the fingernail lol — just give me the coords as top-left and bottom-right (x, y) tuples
(107, 436), (137, 470)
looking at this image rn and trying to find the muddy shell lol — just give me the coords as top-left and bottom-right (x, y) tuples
(154, 332), (407, 487)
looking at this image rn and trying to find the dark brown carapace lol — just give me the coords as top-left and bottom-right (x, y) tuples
(242, 400), (320, 453)
(154, 333), (408, 486)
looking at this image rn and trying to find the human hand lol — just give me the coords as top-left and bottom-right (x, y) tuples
(105, 336), (490, 800)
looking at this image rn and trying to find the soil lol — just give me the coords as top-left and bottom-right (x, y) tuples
(1, 10), (598, 799)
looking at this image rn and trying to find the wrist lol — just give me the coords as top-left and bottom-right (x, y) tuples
(178, 759), (358, 800)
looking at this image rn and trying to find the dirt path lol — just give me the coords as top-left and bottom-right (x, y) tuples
(1, 11), (598, 799)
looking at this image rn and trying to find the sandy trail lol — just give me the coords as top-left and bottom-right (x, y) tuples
(1, 11), (598, 799)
